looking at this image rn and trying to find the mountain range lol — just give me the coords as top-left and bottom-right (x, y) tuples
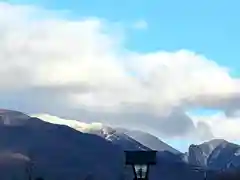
(0, 109), (239, 180)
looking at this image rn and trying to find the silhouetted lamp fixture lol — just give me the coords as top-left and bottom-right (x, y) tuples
(125, 151), (157, 180)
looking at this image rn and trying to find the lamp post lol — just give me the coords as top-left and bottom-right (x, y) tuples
(25, 160), (33, 180)
(125, 151), (157, 180)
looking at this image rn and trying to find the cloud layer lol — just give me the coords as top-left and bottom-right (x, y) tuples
(0, 2), (240, 141)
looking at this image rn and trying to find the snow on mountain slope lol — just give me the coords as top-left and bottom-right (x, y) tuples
(32, 114), (104, 132)
(36, 114), (180, 153)
(38, 115), (150, 151)
(91, 126), (151, 151)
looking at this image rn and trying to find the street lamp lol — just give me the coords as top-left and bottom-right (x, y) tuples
(125, 151), (157, 180)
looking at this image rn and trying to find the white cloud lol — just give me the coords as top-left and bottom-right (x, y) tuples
(190, 112), (240, 141)
(0, 2), (240, 140)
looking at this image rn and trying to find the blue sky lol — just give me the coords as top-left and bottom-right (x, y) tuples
(2, 0), (240, 151)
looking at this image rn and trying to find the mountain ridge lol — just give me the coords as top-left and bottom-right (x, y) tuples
(0, 109), (239, 179)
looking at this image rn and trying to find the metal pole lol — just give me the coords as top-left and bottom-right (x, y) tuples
(26, 161), (33, 180)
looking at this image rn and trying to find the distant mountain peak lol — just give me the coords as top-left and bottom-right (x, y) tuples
(202, 139), (227, 146)
(198, 139), (227, 153)
(116, 128), (181, 154)
(0, 109), (30, 126)
(186, 138), (240, 170)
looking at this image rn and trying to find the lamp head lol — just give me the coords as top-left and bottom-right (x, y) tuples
(125, 151), (157, 180)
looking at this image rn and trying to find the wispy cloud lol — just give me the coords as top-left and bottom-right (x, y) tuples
(132, 20), (148, 30)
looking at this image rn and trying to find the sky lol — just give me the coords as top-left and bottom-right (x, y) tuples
(0, 0), (240, 151)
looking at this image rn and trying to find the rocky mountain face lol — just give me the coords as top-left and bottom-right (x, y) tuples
(185, 139), (240, 170)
